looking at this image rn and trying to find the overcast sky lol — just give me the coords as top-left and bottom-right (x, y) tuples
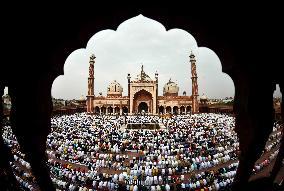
(51, 15), (281, 100)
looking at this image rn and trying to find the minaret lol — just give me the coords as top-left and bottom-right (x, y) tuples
(190, 51), (199, 114)
(155, 71), (158, 114)
(86, 54), (96, 113)
(127, 73), (131, 114)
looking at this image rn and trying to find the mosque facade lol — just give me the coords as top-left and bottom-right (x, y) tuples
(86, 52), (199, 115)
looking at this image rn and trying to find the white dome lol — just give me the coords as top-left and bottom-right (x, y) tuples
(200, 94), (208, 100)
(163, 79), (179, 95)
(107, 80), (123, 96)
(79, 95), (85, 101)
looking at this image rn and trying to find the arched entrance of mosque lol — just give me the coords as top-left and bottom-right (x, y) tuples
(107, 106), (113, 114)
(114, 106), (120, 114)
(166, 106), (171, 113)
(133, 89), (152, 113)
(180, 106), (185, 114)
(122, 106), (128, 114)
(95, 106), (100, 114)
(186, 106), (191, 114)
(138, 102), (148, 113)
(173, 106), (179, 114)
(159, 106), (164, 114)
(101, 107), (106, 114)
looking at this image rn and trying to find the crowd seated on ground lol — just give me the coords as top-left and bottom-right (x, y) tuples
(1, 113), (282, 190)
(126, 123), (160, 130)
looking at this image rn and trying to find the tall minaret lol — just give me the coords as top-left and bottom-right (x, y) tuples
(127, 73), (131, 113)
(155, 71), (159, 114)
(86, 54), (96, 113)
(190, 51), (199, 114)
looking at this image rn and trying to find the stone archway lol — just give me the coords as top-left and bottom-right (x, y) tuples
(107, 106), (113, 114)
(180, 106), (185, 114)
(2, 7), (282, 191)
(186, 106), (191, 114)
(95, 106), (100, 114)
(138, 102), (148, 113)
(114, 106), (120, 114)
(166, 106), (172, 113)
(122, 106), (128, 114)
(159, 106), (164, 114)
(133, 89), (152, 114)
(173, 106), (179, 114)
(101, 107), (106, 114)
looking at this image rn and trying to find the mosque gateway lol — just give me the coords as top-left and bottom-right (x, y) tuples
(86, 52), (200, 115)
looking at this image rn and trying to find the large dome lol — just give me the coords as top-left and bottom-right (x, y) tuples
(200, 94), (208, 100)
(107, 80), (123, 96)
(200, 93), (208, 104)
(163, 78), (179, 96)
(79, 95), (85, 101)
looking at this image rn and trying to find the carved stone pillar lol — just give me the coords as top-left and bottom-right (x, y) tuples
(87, 54), (95, 113)
(190, 52), (199, 114)
(155, 71), (158, 114)
(127, 74), (131, 114)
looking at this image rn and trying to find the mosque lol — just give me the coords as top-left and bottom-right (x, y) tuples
(86, 52), (200, 115)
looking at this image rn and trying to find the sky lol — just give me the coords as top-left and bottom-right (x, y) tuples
(51, 15), (281, 100)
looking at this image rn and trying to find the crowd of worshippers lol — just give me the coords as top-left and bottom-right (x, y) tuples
(1, 113), (283, 191)
(126, 116), (160, 124)
(2, 126), (38, 190)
